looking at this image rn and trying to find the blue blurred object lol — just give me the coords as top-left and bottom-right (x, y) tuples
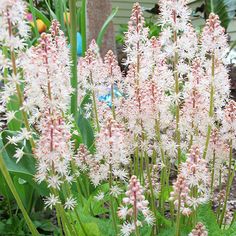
(68, 32), (82, 56)
(98, 86), (122, 107)
(77, 32), (82, 56)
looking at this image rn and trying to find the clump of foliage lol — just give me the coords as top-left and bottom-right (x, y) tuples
(0, 0), (235, 236)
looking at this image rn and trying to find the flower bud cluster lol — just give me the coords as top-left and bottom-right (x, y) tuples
(201, 13), (228, 58)
(74, 144), (92, 173)
(118, 175), (154, 235)
(170, 147), (210, 215)
(87, 118), (131, 186)
(35, 110), (73, 189)
(124, 3), (149, 66)
(189, 222), (208, 236)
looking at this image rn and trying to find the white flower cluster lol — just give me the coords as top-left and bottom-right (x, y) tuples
(21, 20), (72, 123)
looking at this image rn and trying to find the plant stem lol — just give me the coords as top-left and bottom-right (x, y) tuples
(219, 138), (233, 227)
(10, 51), (35, 149)
(55, 204), (64, 236)
(52, 188), (76, 235)
(203, 54), (215, 159)
(81, 0), (87, 55)
(89, 73), (100, 132)
(134, 135), (139, 176)
(109, 164), (118, 235)
(175, 194), (181, 236)
(155, 118), (167, 215)
(75, 208), (88, 236)
(145, 152), (158, 233)
(63, 182), (88, 236)
(133, 186), (140, 236)
(71, 161), (84, 205)
(210, 150), (216, 194)
(69, 0), (78, 120)
(0, 153), (39, 236)
(111, 83), (116, 120)
(173, 28), (181, 167)
(7, 15), (35, 149)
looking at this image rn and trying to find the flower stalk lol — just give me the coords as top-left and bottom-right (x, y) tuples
(219, 138), (233, 227)
(69, 0), (78, 120)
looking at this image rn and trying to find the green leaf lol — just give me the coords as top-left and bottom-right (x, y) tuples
(0, 132), (49, 196)
(77, 110), (95, 150)
(82, 183), (110, 216)
(197, 204), (222, 235)
(71, 209), (115, 236)
(1, 138), (34, 176)
(225, 222), (236, 235)
(54, 0), (65, 31)
(38, 221), (58, 232)
(33, 6), (51, 28)
(97, 7), (119, 48)
(158, 227), (176, 236)
(78, 223), (100, 236)
(6, 95), (22, 131)
(45, 0), (58, 20)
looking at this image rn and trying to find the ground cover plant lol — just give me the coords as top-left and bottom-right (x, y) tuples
(0, 0), (236, 235)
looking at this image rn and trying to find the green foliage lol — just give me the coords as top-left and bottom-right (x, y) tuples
(32, 6), (51, 28)
(77, 95), (95, 151)
(6, 95), (22, 131)
(72, 210), (116, 236)
(197, 204), (222, 235)
(54, 0), (65, 31)
(0, 131), (48, 196)
(225, 222), (236, 235)
(0, 196), (59, 235)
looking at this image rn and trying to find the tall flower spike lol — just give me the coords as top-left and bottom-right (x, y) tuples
(159, 0), (195, 60)
(92, 118), (131, 185)
(103, 50), (123, 117)
(104, 50), (122, 85)
(21, 20), (72, 122)
(180, 58), (209, 149)
(170, 147), (210, 215)
(35, 110), (73, 190)
(77, 40), (103, 95)
(0, 0), (29, 130)
(170, 174), (192, 216)
(124, 3), (149, 66)
(159, 0), (190, 31)
(118, 175), (154, 235)
(0, 0), (29, 49)
(221, 100), (236, 142)
(181, 147), (210, 208)
(201, 13), (228, 58)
